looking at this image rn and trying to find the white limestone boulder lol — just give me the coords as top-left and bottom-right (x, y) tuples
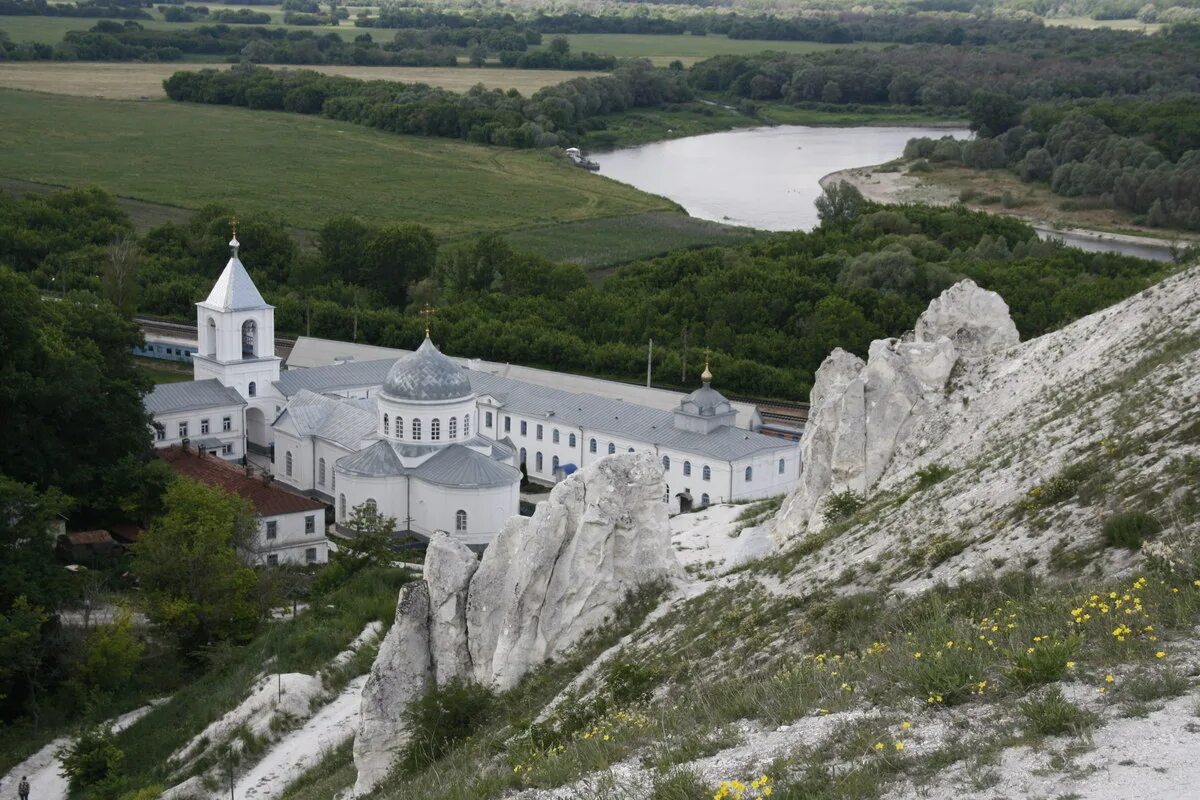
(914, 278), (1019, 356)
(468, 451), (682, 691)
(351, 581), (432, 796)
(424, 532), (479, 686)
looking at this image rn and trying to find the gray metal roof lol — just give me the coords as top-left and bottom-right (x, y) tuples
(275, 359), (394, 397)
(468, 372), (792, 462)
(280, 390), (376, 449)
(145, 379), (246, 414)
(383, 338), (473, 402)
(680, 383), (734, 417)
(198, 252), (269, 312)
(334, 441), (520, 488)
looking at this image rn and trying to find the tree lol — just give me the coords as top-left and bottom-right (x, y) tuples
(548, 35), (570, 55)
(318, 214), (372, 284)
(58, 725), (126, 800)
(365, 224), (437, 306)
(468, 44), (486, 67)
(102, 236), (139, 314)
(76, 606), (143, 695)
(814, 181), (866, 227)
(967, 90), (1022, 138)
(133, 478), (262, 655)
(336, 501), (396, 571)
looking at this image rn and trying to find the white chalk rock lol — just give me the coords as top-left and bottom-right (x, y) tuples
(915, 278), (1019, 357)
(424, 532), (479, 687)
(468, 452), (681, 691)
(352, 581), (432, 796)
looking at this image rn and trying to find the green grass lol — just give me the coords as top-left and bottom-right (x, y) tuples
(135, 358), (194, 384)
(500, 211), (761, 271)
(555, 33), (887, 66)
(0, 88), (674, 235)
(758, 103), (966, 127)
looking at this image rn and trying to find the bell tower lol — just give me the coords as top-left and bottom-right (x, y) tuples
(192, 222), (281, 403)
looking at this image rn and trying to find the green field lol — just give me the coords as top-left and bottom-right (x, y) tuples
(557, 33), (887, 65)
(0, 88), (675, 235)
(135, 357), (196, 384)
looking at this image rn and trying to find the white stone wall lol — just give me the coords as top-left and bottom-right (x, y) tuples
(376, 395), (477, 446)
(151, 404), (244, 459)
(253, 510), (327, 565)
(408, 481), (519, 542)
(272, 429), (314, 490)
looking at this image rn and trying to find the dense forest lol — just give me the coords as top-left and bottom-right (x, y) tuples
(163, 61), (692, 146)
(0, 185), (1170, 402)
(906, 97), (1200, 230)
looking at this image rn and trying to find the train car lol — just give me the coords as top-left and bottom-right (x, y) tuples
(133, 334), (199, 364)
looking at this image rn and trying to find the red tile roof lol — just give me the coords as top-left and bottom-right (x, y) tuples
(65, 530), (115, 545)
(160, 446), (326, 517)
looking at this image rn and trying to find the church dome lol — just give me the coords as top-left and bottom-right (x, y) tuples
(679, 384), (733, 417)
(382, 338), (473, 402)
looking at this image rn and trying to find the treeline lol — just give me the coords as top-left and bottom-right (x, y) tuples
(164, 61), (692, 147)
(1, 186), (1169, 403)
(0, 0), (151, 19)
(689, 24), (1200, 110)
(906, 97), (1200, 230)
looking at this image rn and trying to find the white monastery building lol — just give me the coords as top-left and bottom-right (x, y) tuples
(144, 235), (802, 550)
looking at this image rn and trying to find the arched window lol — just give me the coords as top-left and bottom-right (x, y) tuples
(449, 418), (457, 438)
(779, 458), (785, 475)
(205, 317), (217, 356)
(552, 455), (559, 472)
(241, 319), (257, 358)
(285, 451), (293, 477)
(248, 381), (257, 397)
(589, 438), (597, 453)
(383, 413), (390, 437)
(431, 418), (441, 441)
(464, 415), (471, 437)
(569, 433), (577, 448)
(553, 429), (560, 444)
(662, 455), (671, 471)
(607, 443), (616, 455)
(745, 466), (753, 482)
(339, 494), (346, 519)
(702, 465), (711, 481)
(520, 447), (527, 466)
(702, 493), (710, 506)
(536, 452), (543, 471)
(412, 419), (422, 440)
(396, 417), (404, 438)
(455, 509), (467, 532)
(318, 458), (326, 486)
(683, 461), (692, 477)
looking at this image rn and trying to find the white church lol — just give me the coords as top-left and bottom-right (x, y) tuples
(145, 233), (802, 549)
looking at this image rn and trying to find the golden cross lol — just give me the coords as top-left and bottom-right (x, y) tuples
(704, 347), (711, 370)
(420, 304), (436, 338)
(230, 216), (239, 237)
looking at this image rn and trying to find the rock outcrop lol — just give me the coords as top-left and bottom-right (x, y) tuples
(468, 451), (682, 690)
(424, 533), (478, 687)
(351, 451), (681, 794)
(352, 582), (432, 796)
(773, 279), (1019, 543)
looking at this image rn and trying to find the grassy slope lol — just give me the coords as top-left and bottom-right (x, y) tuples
(0, 88), (673, 234)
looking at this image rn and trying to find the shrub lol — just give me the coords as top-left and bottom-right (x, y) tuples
(1006, 635), (1079, 688)
(823, 490), (866, 525)
(400, 677), (495, 772)
(58, 725), (126, 799)
(1019, 686), (1097, 737)
(1102, 511), (1161, 550)
(604, 659), (661, 705)
(915, 464), (953, 490)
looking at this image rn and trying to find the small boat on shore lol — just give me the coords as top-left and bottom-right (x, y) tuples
(565, 147), (600, 171)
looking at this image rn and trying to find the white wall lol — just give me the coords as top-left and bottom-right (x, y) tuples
(252, 510), (328, 566)
(150, 404), (244, 459)
(409, 480), (518, 541)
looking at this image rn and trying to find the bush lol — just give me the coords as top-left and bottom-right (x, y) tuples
(1019, 686), (1097, 737)
(915, 464), (953, 490)
(400, 677), (494, 772)
(604, 659), (661, 705)
(822, 489), (866, 525)
(58, 725), (126, 799)
(1006, 635), (1079, 688)
(1102, 511), (1161, 550)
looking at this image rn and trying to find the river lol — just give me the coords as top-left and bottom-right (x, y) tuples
(596, 125), (1177, 261)
(597, 124), (969, 232)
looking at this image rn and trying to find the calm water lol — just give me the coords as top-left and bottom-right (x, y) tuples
(597, 125), (1176, 261)
(597, 124), (968, 231)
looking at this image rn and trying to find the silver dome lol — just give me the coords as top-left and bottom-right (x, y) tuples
(382, 338), (473, 402)
(679, 384), (733, 417)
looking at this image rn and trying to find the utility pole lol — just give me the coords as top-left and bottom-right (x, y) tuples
(680, 326), (688, 383)
(646, 339), (652, 388)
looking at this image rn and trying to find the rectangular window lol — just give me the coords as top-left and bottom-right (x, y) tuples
(267, 554), (279, 567)
(520, 421), (527, 436)
(222, 444), (232, 455)
(178, 421), (188, 438)
(486, 411), (493, 428)
(156, 427), (165, 441)
(222, 416), (232, 432)
(266, 521), (277, 540)
(536, 424), (543, 441)
(305, 515), (315, 534)
(504, 416), (511, 433)
(200, 418), (210, 435)
(305, 547), (317, 564)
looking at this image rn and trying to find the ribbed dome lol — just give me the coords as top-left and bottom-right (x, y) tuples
(382, 338), (473, 402)
(679, 384), (732, 417)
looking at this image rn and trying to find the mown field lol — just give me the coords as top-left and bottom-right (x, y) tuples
(555, 32), (887, 66)
(0, 88), (673, 233)
(0, 62), (603, 99)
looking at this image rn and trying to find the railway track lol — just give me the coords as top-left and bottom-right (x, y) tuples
(136, 315), (297, 355)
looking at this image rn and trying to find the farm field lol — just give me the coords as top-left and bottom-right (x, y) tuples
(1043, 16), (1163, 32)
(556, 33), (887, 66)
(0, 62), (603, 99)
(0, 88), (674, 235)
